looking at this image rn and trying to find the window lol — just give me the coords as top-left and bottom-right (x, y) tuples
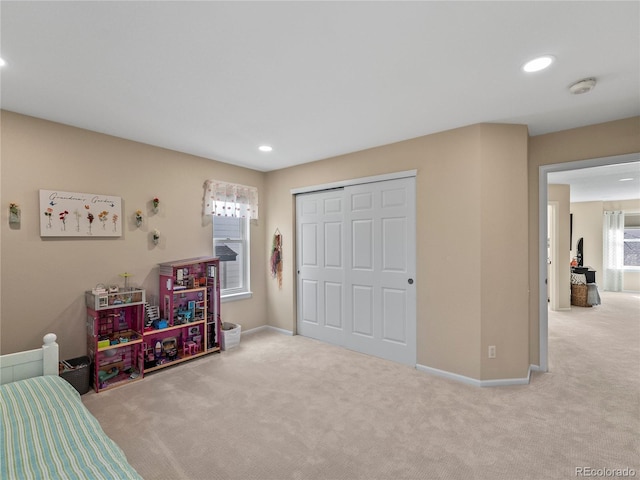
(213, 216), (251, 300)
(624, 213), (640, 268)
(624, 228), (640, 266)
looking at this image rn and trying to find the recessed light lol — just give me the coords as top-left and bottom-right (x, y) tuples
(619, 178), (634, 182)
(258, 145), (273, 152)
(523, 55), (555, 73)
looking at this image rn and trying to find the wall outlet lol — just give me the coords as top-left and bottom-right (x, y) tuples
(488, 345), (496, 359)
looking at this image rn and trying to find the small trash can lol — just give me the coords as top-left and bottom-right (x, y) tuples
(221, 322), (241, 350)
(59, 356), (91, 395)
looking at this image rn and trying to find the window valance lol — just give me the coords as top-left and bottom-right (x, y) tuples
(204, 180), (259, 219)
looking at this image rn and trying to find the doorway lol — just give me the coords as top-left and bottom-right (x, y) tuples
(539, 153), (639, 372)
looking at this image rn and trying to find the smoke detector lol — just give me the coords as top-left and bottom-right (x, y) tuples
(569, 77), (596, 95)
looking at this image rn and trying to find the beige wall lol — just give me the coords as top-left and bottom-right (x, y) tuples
(571, 199), (640, 292)
(1, 111), (267, 359)
(265, 123), (530, 381)
(571, 202), (605, 275)
(478, 126), (529, 380)
(4, 110), (637, 382)
(528, 116), (640, 366)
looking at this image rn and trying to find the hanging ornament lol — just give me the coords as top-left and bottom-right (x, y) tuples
(9, 202), (20, 225)
(270, 229), (283, 289)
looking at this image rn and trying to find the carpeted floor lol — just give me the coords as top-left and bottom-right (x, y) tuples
(83, 291), (640, 480)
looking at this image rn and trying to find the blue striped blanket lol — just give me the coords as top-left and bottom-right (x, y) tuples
(1, 375), (142, 480)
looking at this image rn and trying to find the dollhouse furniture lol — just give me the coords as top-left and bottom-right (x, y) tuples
(161, 337), (178, 360)
(86, 288), (145, 392)
(142, 257), (221, 374)
(0, 334), (142, 479)
(183, 340), (198, 356)
(85, 258), (221, 390)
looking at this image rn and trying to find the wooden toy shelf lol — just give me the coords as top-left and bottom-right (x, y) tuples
(86, 288), (145, 393)
(95, 368), (143, 392)
(142, 257), (221, 375)
(143, 319), (206, 336)
(98, 330), (142, 352)
(85, 258), (221, 391)
(97, 333), (143, 352)
(85, 288), (145, 310)
(143, 350), (211, 373)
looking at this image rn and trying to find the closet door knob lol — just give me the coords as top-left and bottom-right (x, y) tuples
(408, 278), (414, 285)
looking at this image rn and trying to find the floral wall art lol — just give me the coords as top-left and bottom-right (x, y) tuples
(39, 189), (122, 237)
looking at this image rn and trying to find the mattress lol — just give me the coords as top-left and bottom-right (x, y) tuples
(1, 375), (142, 480)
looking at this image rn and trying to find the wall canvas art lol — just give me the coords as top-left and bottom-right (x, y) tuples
(39, 189), (122, 237)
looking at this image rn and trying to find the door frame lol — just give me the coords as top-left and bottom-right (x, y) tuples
(538, 153), (638, 372)
(291, 170), (417, 196)
(547, 201), (559, 311)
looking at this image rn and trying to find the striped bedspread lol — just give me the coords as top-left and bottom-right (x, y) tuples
(1, 375), (142, 480)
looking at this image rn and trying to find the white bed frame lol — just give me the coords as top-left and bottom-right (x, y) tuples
(0, 333), (59, 385)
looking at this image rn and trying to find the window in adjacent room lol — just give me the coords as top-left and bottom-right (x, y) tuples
(213, 216), (251, 300)
(624, 213), (640, 268)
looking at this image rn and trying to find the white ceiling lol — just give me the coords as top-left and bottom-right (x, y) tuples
(548, 159), (640, 203)
(1, 1), (639, 173)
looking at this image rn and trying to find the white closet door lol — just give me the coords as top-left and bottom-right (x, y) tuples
(296, 189), (346, 346)
(296, 176), (416, 366)
(343, 177), (416, 365)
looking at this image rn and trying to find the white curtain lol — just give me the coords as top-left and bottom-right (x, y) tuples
(204, 180), (259, 219)
(602, 210), (624, 291)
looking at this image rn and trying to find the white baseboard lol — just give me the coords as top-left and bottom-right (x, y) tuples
(416, 363), (536, 387)
(241, 325), (294, 337)
(245, 326), (541, 386)
(267, 326), (294, 336)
